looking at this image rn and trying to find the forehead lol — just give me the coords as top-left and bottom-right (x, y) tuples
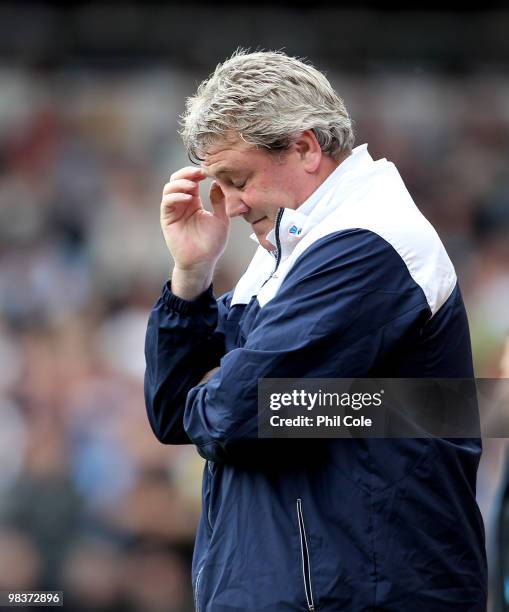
(202, 139), (272, 177)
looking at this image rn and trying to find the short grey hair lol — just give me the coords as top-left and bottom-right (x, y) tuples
(180, 49), (355, 163)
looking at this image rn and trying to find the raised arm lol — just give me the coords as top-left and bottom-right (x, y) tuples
(160, 166), (230, 299)
(144, 167), (231, 443)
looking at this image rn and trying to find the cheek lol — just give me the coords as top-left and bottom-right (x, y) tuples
(241, 188), (264, 209)
(249, 196), (280, 220)
(248, 183), (289, 209)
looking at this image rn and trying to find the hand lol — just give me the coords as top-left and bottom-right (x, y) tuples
(160, 167), (229, 299)
(161, 166), (229, 269)
(198, 367), (220, 385)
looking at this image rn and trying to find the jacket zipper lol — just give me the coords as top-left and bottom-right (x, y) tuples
(262, 207), (285, 288)
(297, 498), (316, 612)
(207, 461), (214, 531)
(194, 564), (204, 612)
(273, 207), (284, 273)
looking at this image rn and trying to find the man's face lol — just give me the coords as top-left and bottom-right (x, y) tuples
(203, 138), (311, 251)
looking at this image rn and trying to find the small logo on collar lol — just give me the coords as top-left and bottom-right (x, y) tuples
(288, 225), (302, 236)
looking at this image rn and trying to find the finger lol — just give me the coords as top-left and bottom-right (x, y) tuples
(160, 193), (193, 223)
(169, 166), (207, 182)
(198, 366), (221, 385)
(209, 181), (228, 222)
(161, 193), (193, 207)
(163, 178), (200, 195)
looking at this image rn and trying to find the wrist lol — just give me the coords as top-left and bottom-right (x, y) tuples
(171, 263), (215, 300)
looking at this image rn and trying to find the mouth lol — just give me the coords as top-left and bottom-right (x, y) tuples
(251, 216), (267, 226)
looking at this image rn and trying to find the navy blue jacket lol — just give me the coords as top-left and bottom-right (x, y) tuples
(144, 146), (487, 611)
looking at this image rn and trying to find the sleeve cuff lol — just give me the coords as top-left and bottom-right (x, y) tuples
(161, 280), (215, 315)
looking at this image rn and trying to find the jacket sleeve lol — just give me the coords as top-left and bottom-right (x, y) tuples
(144, 282), (231, 444)
(182, 229), (433, 464)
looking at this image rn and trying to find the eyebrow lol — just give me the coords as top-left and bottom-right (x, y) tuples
(208, 167), (243, 179)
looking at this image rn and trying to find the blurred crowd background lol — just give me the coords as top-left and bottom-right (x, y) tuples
(0, 3), (509, 611)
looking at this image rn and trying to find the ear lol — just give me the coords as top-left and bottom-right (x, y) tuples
(293, 129), (322, 173)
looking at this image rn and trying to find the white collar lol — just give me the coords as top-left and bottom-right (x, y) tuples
(262, 144), (375, 256)
(234, 144), (382, 306)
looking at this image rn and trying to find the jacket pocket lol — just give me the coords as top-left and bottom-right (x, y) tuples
(297, 498), (316, 612)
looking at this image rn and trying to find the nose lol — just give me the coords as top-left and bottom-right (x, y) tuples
(210, 179), (250, 219)
(225, 195), (250, 219)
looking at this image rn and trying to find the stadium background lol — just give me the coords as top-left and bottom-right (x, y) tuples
(0, 2), (508, 610)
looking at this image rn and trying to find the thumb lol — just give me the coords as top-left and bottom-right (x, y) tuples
(209, 180), (228, 222)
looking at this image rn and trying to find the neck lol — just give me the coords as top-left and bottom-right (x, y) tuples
(319, 149), (351, 183)
(295, 149), (352, 210)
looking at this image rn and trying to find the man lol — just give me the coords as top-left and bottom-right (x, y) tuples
(144, 50), (487, 611)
